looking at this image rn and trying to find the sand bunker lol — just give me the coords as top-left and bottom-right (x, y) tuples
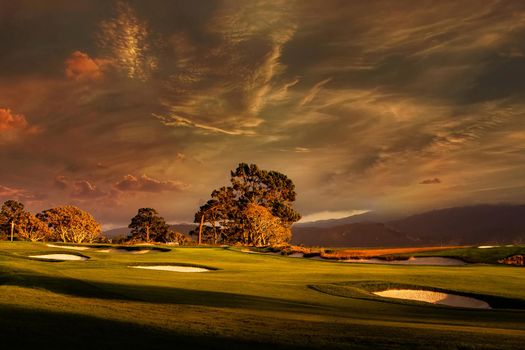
(98, 248), (150, 254)
(345, 257), (466, 266)
(478, 245), (498, 249)
(130, 265), (210, 272)
(374, 289), (491, 309)
(288, 253), (304, 258)
(46, 244), (90, 251)
(29, 254), (88, 261)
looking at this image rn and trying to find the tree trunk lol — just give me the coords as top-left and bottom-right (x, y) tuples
(198, 214), (204, 245)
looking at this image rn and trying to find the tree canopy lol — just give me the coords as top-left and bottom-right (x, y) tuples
(0, 200), (51, 241)
(38, 205), (102, 243)
(128, 208), (169, 242)
(193, 163), (300, 246)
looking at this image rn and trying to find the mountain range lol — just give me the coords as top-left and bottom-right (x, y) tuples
(291, 204), (525, 247)
(103, 204), (525, 247)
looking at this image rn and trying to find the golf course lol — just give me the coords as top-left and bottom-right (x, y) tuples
(1, 241), (525, 349)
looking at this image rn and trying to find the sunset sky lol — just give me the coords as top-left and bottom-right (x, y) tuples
(1, 0), (524, 228)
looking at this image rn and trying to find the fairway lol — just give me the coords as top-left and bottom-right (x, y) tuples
(1, 242), (525, 349)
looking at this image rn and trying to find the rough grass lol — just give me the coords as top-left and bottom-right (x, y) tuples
(1, 241), (525, 349)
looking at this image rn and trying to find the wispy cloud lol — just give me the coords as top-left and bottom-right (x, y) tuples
(96, 1), (157, 81)
(114, 174), (188, 193)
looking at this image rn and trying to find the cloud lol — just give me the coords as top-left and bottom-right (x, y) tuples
(299, 210), (369, 223)
(64, 51), (110, 81)
(0, 108), (40, 142)
(0, 184), (45, 203)
(53, 175), (69, 190)
(153, 113), (254, 136)
(71, 180), (106, 199)
(0, 108), (30, 131)
(114, 174), (188, 193)
(299, 78), (332, 107)
(419, 178), (442, 185)
(96, 1), (157, 81)
(158, 0), (298, 136)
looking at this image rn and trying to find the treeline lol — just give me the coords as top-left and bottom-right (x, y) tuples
(0, 201), (189, 245)
(0, 163), (301, 247)
(0, 201), (103, 243)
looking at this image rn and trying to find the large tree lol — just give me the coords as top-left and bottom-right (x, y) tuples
(128, 208), (169, 242)
(193, 163), (301, 245)
(38, 206), (102, 243)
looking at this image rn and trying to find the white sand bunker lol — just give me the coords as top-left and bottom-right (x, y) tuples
(346, 257), (466, 266)
(98, 249), (150, 254)
(30, 254), (88, 261)
(478, 245), (498, 249)
(46, 244), (90, 251)
(131, 265), (210, 272)
(374, 289), (491, 309)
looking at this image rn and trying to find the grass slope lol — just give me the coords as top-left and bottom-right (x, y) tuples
(1, 242), (524, 349)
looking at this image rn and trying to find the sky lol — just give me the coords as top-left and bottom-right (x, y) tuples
(1, 0), (524, 228)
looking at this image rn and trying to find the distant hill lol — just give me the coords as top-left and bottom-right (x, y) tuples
(292, 204), (525, 247)
(388, 204), (525, 245)
(295, 211), (396, 228)
(291, 222), (415, 247)
(103, 223), (197, 240)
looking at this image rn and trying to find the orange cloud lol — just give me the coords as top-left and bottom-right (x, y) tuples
(64, 51), (110, 81)
(0, 108), (29, 131)
(0, 108), (40, 141)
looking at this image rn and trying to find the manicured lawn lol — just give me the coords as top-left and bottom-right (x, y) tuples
(1, 242), (524, 349)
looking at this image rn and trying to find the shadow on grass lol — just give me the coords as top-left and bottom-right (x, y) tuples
(2, 269), (322, 313)
(0, 304), (310, 350)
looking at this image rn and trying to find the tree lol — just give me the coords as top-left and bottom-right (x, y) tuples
(0, 200), (27, 240)
(17, 212), (53, 242)
(162, 230), (190, 245)
(38, 206), (102, 243)
(193, 163), (301, 245)
(244, 204), (291, 246)
(128, 208), (169, 242)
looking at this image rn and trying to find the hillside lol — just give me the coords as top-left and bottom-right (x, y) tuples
(291, 222), (416, 247)
(388, 204), (525, 245)
(292, 204), (525, 247)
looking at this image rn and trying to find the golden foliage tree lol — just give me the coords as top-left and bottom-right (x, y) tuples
(17, 212), (53, 242)
(38, 205), (102, 243)
(244, 203), (291, 246)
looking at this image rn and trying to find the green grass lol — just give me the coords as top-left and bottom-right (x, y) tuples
(1, 242), (525, 349)
(403, 245), (525, 263)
